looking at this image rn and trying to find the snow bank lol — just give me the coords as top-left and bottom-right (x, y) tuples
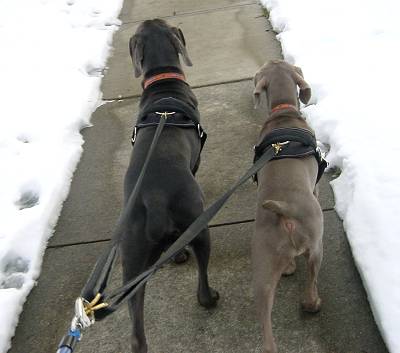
(0, 0), (123, 352)
(260, 0), (400, 351)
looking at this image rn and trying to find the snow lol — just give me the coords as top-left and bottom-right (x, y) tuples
(0, 0), (123, 352)
(260, 0), (400, 351)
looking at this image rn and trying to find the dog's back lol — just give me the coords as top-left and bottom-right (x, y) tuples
(124, 120), (203, 245)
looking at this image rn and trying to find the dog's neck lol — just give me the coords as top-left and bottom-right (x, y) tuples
(270, 103), (298, 114)
(266, 74), (299, 111)
(142, 66), (186, 89)
(260, 102), (307, 137)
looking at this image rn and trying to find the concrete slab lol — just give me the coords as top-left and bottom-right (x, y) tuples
(102, 4), (281, 99)
(119, 0), (258, 23)
(9, 211), (387, 353)
(49, 80), (333, 247)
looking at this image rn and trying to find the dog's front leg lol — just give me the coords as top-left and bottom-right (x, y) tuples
(191, 228), (219, 308)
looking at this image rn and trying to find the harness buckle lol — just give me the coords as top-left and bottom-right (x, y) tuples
(271, 141), (290, 155)
(155, 111), (176, 119)
(197, 124), (204, 138)
(131, 126), (137, 145)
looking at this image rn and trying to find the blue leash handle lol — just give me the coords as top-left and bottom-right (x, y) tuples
(56, 329), (81, 353)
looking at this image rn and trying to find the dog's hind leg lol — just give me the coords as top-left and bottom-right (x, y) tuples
(282, 258), (297, 276)
(191, 228), (219, 308)
(252, 233), (292, 353)
(127, 286), (148, 353)
(121, 234), (162, 353)
(302, 242), (323, 313)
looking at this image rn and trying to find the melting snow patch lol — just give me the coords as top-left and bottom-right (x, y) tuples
(0, 0), (123, 352)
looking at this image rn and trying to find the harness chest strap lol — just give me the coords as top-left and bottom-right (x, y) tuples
(131, 112), (206, 147)
(132, 96), (206, 148)
(253, 127), (328, 184)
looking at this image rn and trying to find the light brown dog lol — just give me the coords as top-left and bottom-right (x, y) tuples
(252, 60), (324, 353)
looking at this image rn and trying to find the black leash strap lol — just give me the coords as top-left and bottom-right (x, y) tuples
(80, 114), (169, 303)
(91, 146), (276, 318)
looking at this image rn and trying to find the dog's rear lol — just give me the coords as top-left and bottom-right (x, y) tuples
(122, 19), (218, 353)
(252, 60), (323, 353)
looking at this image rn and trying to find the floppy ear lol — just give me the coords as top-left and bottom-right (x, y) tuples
(293, 66), (311, 104)
(253, 73), (268, 109)
(176, 28), (186, 46)
(170, 27), (193, 66)
(129, 34), (144, 78)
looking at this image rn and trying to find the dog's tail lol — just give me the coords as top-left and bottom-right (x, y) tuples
(262, 200), (298, 249)
(262, 200), (296, 218)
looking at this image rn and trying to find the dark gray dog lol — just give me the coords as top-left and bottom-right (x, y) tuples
(122, 19), (219, 353)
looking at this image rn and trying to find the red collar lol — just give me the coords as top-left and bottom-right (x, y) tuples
(143, 72), (186, 89)
(271, 103), (298, 114)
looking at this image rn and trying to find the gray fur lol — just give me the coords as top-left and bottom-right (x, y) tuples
(252, 60), (323, 353)
(124, 19), (218, 353)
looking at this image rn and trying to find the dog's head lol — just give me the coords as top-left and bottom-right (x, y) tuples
(253, 60), (311, 109)
(129, 19), (192, 78)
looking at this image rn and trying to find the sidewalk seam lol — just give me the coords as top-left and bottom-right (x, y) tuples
(120, 1), (259, 25)
(47, 208), (336, 250)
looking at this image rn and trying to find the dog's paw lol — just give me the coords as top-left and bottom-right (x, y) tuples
(131, 339), (148, 353)
(301, 297), (322, 313)
(172, 249), (190, 264)
(198, 288), (219, 309)
(263, 348), (278, 353)
(263, 341), (278, 353)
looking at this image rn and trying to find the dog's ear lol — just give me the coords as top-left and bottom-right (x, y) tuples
(293, 66), (311, 104)
(129, 34), (144, 78)
(253, 73), (268, 109)
(176, 27), (186, 46)
(170, 27), (193, 67)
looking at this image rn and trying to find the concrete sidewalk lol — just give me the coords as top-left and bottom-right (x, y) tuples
(10, 1), (387, 353)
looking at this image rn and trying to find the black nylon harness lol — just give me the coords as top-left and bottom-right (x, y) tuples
(253, 127), (328, 183)
(131, 96), (207, 151)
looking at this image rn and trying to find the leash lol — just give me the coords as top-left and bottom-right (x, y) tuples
(56, 123), (325, 352)
(56, 111), (172, 353)
(85, 146), (277, 313)
(55, 137), (277, 352)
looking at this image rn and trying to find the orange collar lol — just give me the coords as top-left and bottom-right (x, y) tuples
(271, 103), (298, 114)
(143, 72), (186, 89)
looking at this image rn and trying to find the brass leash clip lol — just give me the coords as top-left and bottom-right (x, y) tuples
(271, 141), (290, 155)
(72, 294), (109, 330)
(155, 111), (176, 119)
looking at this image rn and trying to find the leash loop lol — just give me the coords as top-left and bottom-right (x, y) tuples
(83, 293), (109, 318)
